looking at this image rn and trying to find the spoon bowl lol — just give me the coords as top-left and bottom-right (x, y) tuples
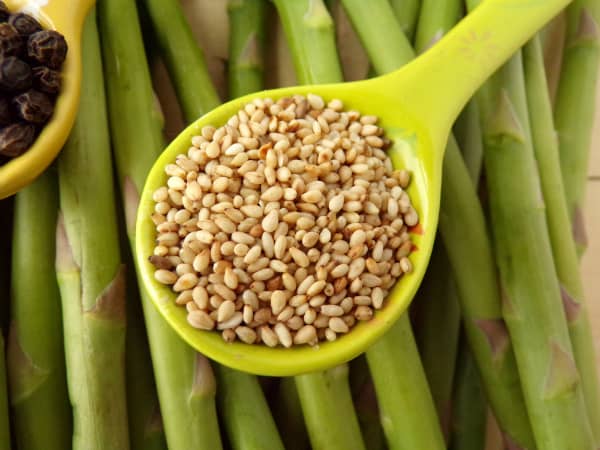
(136, 0), (571, 376)
(0, 0), (94, 199)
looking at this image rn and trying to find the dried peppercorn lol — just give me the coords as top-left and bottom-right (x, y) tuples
(13, 89), (52, 124)
(0, 96), (11, 125)
(0, 56), (31, 91)
(32, 66), (61, 94)
(0, 23), (23, 56)
(8, 13), (41, 36)
(27, 30), (67, 69)
(0, 2), (9, 23)
(0, 122), (36, 157)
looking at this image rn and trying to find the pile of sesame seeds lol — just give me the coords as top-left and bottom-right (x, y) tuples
(149, 94), (418, 347)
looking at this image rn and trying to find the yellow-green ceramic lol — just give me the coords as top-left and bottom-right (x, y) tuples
(0, 0), (95, 199)
(137, 0), (571, 376)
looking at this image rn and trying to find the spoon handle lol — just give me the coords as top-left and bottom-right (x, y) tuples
(379, 0), (571, 148)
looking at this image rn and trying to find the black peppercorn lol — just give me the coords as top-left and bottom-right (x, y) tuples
(32, 66), (61, 94)
(0, 96), (11, 125)
(13, 89), (52, 124)
(8, 13), (41, 36)
(27, 30), (67, 69)
(0, 56), (31, 92)
(0, 2), (10, 23)
(0, 23), (23, 56)
(0, 122), (36, 157)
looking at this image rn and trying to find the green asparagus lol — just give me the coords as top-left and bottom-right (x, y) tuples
(56, 9), (130, 450)
(341, 0), (535, 446)
(98, 1), (223, 449)
(8, 169), (71, 450)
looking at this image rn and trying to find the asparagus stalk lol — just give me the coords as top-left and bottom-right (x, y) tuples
(413, 243), (459, 440)
(272, 2), (366, 449)
(7, 170), (71, 450)
(554, 0), (600, 251)
(448, 338), (487, 450)
(341, 0), (535, 447)
(228, 0), (267, 98)
(414, 0), (462, 53)
(142, 0), (220, 121)
(523, 34), (600, 444)
(295, 366), (365, 450)
(144, 1), (286, 448)
(270, 378), (311, 450)
(453, 100), (484, 183)
(464, 0), (595, 442)
(215, 367), (285, 450)
(97, 1), (223, 449)
(388, 0), (422, 42)
(56, 9), (130, 450)
(0, 334), (9, 450)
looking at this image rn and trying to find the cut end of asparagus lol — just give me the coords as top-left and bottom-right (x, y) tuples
(6, 322), (50, 405)
(192, 354), (217, 398)
(560, 285), (582, 323)
(88, 264), (127, 323)
(543, 341), (580, 399)
(474, 318), (510, 361)
(485, 90), (526, 143)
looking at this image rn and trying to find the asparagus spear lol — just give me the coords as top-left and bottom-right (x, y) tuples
(56, 9), (130, 450)
(554, 0), (600, 251)
(453, 100), (484, 183)
(448, 337), (487, 450)
(389, 0), (422, 42)
(142, 1), (286, 448)
(7, 170), (71, 450)
(295, 366), (365, 450)
(340, 0), (535, 447)
(464, 2), (595, 445)
(272, 2), (366, 449)
(228, 0), (267, 98)
(142, 0), (220, 121)
(270, 378), (311, 450)
(523, 34), (600, 444)
(216, 366), (285, 450)
(97, 1), (223, 449)
(414, 0), (461, 53)
(413, 247), (460, 440)
(0, 334), (9, 450)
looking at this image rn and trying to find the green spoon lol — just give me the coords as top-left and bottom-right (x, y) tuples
(136, 0), (570, 376)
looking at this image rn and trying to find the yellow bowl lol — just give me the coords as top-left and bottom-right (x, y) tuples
(0, 0), (94, 199)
